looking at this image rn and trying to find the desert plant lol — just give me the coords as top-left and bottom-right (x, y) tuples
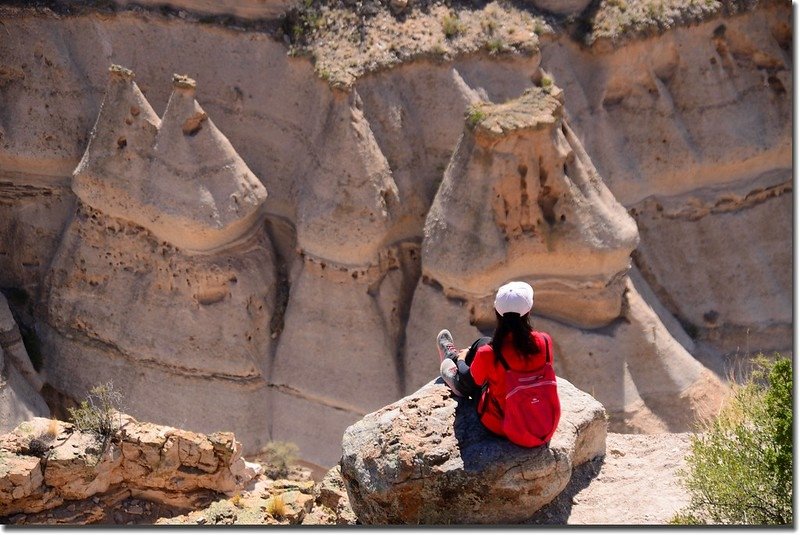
(672, 355), (792, 525)
(260, 441), (299, 479)
(441, 13), (466, 39)
(265, 493), (286, 519)
(21, 418), (61, 458)
(466, 105), (486, 128)
(285, 0), (325, 43)
(481, 17), (497, 36)
(540, 73), (553, 91)
(67, 382), (123, 440)
(25, 436), (52, 458)
(485, 37), (505, 55)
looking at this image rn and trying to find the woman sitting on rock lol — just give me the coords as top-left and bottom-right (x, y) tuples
(437, 281), (560, 446)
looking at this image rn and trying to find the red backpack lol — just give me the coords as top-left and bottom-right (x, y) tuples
(488, 333), (561, 448)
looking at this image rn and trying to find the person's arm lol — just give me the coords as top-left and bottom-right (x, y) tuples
(469, 346), (490, 386)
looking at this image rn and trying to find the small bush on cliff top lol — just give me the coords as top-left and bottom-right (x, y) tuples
(466, 105), (486, 128)
(67, 382), (123, 440)
(442, 13), (466, 39)
(672, 355), (792, 525)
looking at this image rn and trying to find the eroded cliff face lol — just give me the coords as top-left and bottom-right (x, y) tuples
(539, 10), (792, 358)
(38, 69), (278, 451)
(0, 1), (790, 467)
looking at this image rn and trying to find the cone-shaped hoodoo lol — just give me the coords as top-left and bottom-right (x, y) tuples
(73, 67), (268, 252)
(146, 74), (268, 251)
(72, 64), (160, 218)
(423, 85), (640, 328)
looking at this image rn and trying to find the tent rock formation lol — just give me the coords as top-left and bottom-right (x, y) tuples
(40, 66), (278, 452)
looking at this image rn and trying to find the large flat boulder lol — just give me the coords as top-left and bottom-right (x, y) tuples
(340, 377), (606, 524)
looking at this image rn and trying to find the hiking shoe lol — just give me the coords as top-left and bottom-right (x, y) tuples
(437, 329), (458, 362)
(439, 358), (464, 397)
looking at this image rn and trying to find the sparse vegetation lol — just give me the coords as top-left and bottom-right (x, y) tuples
(21, 418), (60, 458)
(265, 493), (287, 519)
(441, 13), (466, 39)
(584, 0), (766, 45)
(259, 441), (299, 479)
(466, 105), (486, 128)
(67, 382), (123, 440)
(539, 73), (553, 93)
(672, 355), (792, 525)
(485, 37), (505, 55)
(286, 0), (325, 44)
(481, 16), (498, 36)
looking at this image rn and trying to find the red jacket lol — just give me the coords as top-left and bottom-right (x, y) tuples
(469, 330), (552, 436)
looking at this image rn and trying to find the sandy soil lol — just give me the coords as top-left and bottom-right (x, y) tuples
(529, 432), (693, 525)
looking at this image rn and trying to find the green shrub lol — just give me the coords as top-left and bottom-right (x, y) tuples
(673, 355), (792, 525)
(442, 13), (466, 39)
(485, 37), (505, 55)
(465, 105), (486, 128)
(260, 441), (299, 479)
(67, 382), (123, 440)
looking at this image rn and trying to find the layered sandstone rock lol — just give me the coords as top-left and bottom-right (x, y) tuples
(40, 67), (277, 451)
(0, 415), (260, 518)
(91, 0), (295, 20)
(340, 377), (606, 524)
(537, 276), (727, 433)
(540, 6), (793, 357)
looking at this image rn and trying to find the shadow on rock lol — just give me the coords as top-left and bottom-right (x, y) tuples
(526, 455), (605, 525)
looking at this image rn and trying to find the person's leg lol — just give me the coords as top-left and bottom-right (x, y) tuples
(439, 358), (464, 396)
(437, 329), (463, 396)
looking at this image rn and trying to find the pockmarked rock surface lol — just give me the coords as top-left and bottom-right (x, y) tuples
(421, 86), (639, 329)
(340, 377), (606, 524)
(0, 415), (260, 518)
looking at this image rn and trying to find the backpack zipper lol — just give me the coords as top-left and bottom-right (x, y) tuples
(506, 380), (558, 399)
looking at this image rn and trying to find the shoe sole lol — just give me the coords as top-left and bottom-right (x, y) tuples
(436, 329), (454, 362)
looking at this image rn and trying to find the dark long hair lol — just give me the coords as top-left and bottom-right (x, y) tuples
(491, 311), (539, 359)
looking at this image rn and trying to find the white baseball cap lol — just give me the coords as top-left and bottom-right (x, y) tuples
(494, 281), (534, 316)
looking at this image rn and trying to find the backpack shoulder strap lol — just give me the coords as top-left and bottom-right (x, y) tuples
(540, 332), (553, 364)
